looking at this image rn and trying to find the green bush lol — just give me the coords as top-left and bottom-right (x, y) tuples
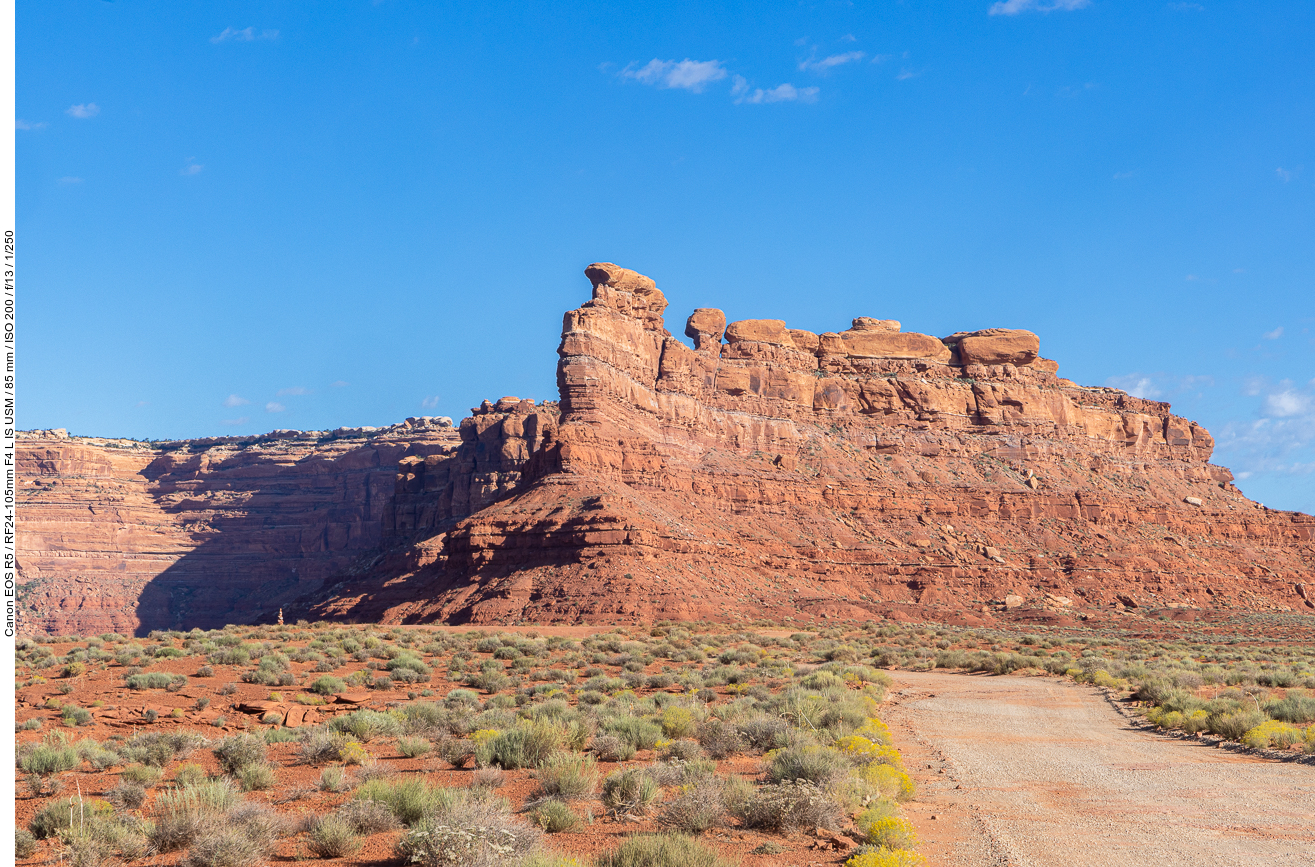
(212, 734), (267, 774)
(528, 798), (584, 833)
(305, 814), (362, 859)
(121, 763), (164, 787)
(1267, 691), (1315, 724)
(330, 709), (400, 742)
(296, 728), (346, 765)
(308, 675), (345, 695)
(20, 744), (80, 776)
(397, 736), (433, 758)
(30, 796), (113, 839)
(355, 775), (460, 826)
(15, 828), (36, 859)
(732, 780), (841, 832)
(595, 833), (738, 867)
(534, 752), (599, 799)
(236, 763), (276, 791)
(488, 721), (564, 770)
(125, 672), (187, 690)
(394, 799), (540, 867)
(658, 777), (726, 832)
(591, 734), (636, 762)
(1210, 709), (1267, 741)
(336, 799), (401, 834)
(602, 768), (660, 815)
(766, 744), (850, 786)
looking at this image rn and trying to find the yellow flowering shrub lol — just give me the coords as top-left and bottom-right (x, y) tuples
(862, 763), (916, 801)
(1241, 720), (1304, 749)
(856, 811), (918, 848)
(338, 740), (370, 765)
(834, 735), (903, 768)
(845, 848), (928, 867)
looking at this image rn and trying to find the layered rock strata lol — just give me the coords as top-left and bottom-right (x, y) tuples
(306, 263), (1313, 627)
(20, 262), (1315, 634)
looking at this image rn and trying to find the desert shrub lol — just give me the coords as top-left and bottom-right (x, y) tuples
(236, 763), (276, 791)
(658, 739), (704, 762)
(76, 740), (122, 771)
(212, 734), (267, 774)
(696, 720), (745, 759)
(398, 736), (433, 758)
(180, 827), (264, 867)
(528, 799), (583, 833)
(317, 765), (350, 793)
(1210, 709), (1266, 741)
(197, 665), (215, 677)
(766, 744), (850, 786)
(1241, 719), (1304, 749)
(61, 705), (94, 727)
(801, 671), (845, 690)
(331, 709), (400, 742)
(394, 798), (540, 867)
(488, 721), (564, 770)
(658, 778), (727, 832)
(732, 780), (841, 832)
(305, 814), (362, 859)
(148, 780), (241, 852)
(21, 743), (80, 776)
(834, 735), (903, 768)
(861, 764), (916, 801)
(296, 728), (347, 765)
(595, 832), (737, 867)
(591, 734), (636, 762)
(1267, 692), (1315, 724)
(336, 798), (401, 834)
(856, 807), (918, 849)
(437, 737), (476, 769)
(15, 828), (37, 859)
(121, 763), (164, 787)
(175, 762), (207, 787)
(845, 847), (928, 867)
(469, 670), (512, 694)
(658, 707), (696, 739)
(107, 780), (148, 809)
(340, 740), (371, 765)
(30, 797), (113, 839)
(355, 775), (460, 826)
(738, 714), (790, 752)
(601, 768), (660, 815)
(534, 752), (599, 799)
(125, 672), (187, 690)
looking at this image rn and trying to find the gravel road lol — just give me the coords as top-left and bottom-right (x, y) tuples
(882, 671), (1315, 867)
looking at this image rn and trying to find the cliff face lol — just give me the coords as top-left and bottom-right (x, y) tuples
(20, 263), (1315, 635)
(309, 263), (1314, 627)
(17, 420), (461, 635)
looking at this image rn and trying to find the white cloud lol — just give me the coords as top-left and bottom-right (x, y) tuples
(799, 51), (865, 72)
(223, 394), (250, 408)
(330, 380), (349, 388)
(65, 103), (99, 119)
(620, 59), (727, 93)
(277, 386), (309, 396)
(16, 119), (47, 131)
(896, 69), (921, 81)
(222, 416), (250, 426)
(1168, 3), (1205, 10)
(265, 402), (286, 413)
(1105, 374), (1162, 399)
(1276, 167), (1294, 182)
(210, 27), (279, 44)
(421, 396), (440, 410)
(1265, 389), (1310, 418)
(989, 0), (1089, 14)
(180, 159), (203, 176)
(57, 176), (83, 185)
(1263, 326), (1284, 340)
(731, 76), (819, 104)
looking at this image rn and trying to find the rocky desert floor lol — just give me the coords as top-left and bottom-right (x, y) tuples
(12, 615), (1315, 867)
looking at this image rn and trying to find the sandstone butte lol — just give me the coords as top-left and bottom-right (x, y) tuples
(18, 263), (1315, 637)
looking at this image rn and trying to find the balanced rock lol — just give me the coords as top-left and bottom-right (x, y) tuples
(725, 319), (792, 346)
(684, 308), (726, 351)
(944, 328), (1040, 366)
(850, 317), (901, 333)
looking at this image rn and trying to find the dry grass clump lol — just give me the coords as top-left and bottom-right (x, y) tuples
(394, 797), (541, 867)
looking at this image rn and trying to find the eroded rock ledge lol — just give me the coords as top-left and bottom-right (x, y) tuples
(19, 262), (1315, 634)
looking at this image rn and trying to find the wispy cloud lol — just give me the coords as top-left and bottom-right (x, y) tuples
(421, 396), (440, 410)
(1168, 2), (1205, 10)
(1276, 167), (1295, 182)
(57, 176), (84, 185)
(65, 103), (100, 119)
(1265, 388), (1311, 418)
(221, 416), (250, 426)
(619, 59), (727, 93)
(1263, 326), (1284, 340)
(223, 394), (250, 407)
(210, 27), (279, 44)
(896, 68), (922, 81)
(989, 0), (1089, 15)
(277, 386), (310, 396)
(16, 119), (47, 131)
(265, 401), (286, 413)
(731, 76), (819, 104)
(798, 51), (865, 73)
(330, 380), (349, 388)
(1105, 374), (1162, 399)
(180, 158), (203, 176)
(1216, 379), (1315, 483)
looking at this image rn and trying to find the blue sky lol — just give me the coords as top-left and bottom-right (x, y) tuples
(18, 0), (1313, 514)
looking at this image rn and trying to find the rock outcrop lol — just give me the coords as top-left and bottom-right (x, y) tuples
(303, 263), (1314, 627)
(19, 262), (1315, 634)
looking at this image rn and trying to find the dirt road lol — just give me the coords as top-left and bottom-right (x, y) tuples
(882, 671), (1315, 867)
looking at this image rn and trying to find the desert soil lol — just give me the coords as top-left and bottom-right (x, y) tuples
(883, 671), (1315, 867)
